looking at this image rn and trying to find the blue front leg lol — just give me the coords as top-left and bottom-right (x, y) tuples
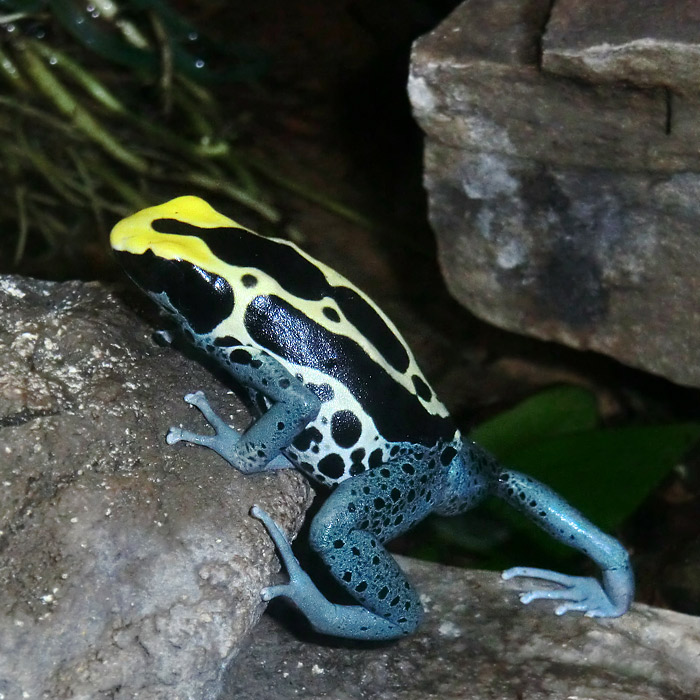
(167, 345), (321, 473)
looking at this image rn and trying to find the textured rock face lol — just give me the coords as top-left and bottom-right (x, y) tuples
(224, 557), (700, 699)
(409, 0), (700, 387)
(0, 275), (311, 700)
(543, 0), (700, 95)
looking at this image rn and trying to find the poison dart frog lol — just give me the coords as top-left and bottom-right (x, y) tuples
(110, 196), (634, 640)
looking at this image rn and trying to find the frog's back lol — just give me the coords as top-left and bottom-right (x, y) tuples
(111, 196), (459, 484)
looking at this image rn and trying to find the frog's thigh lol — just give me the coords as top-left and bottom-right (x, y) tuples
(309, 466), (427, 630)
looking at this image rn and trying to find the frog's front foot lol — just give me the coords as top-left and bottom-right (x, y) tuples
(167, 391), (293, 472)
(502, 566), (629, 618)
(166, 390), (242, 459)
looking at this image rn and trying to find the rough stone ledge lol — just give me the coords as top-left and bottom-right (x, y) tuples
(409, 0), (700, 387)
(224, 556), (700, 700)
(409, 0), (700, 173)
(421, 142), (700, 388)
(543, 0), (700, 95)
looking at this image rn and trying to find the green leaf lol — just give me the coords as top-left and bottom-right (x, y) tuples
(455, 386), (700, 568)
(471, 385), (598, 458)
(495, 422), (700, 531)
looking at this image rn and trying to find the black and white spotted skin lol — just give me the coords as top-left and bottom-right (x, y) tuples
(111, 196), (634, 641)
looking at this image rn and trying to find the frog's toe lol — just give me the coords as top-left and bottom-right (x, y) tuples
(554, 600), (590, 615)
(184, 390), (207, 406)
(166, 427), (184, 444)
(261, 583), (292, 602)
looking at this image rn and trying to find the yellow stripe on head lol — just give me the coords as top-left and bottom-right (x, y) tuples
(110, 196), (245, 268)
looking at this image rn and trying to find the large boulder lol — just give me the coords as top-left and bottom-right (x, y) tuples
(409, 0), (700, 387)
(0, 275), (312, 699)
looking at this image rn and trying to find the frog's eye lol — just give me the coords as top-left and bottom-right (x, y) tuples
(116, 250), (235, 335)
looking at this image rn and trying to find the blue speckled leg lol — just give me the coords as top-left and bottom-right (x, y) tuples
(253, 462), (433, 640)
(492, 467), (634, 617)
(167, 346), (321, 473)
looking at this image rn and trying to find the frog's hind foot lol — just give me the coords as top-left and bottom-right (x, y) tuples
(251, 505), (415, 640)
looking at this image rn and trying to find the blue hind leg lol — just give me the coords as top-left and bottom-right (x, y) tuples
(489, 463), (633, 617)
(254, 464), (430, 640)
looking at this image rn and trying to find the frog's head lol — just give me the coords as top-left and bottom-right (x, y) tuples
(110, 195), (238, 268)
(110, 196), (237, 335)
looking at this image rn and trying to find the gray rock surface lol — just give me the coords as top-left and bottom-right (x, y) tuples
(407, 0), (692, 172)
(543, 0), (700, 95)
(0, 275), (312, 700)
(225, 556), (700, 699)
(421, 145), (700, 387)
(409, 0), (700, 387)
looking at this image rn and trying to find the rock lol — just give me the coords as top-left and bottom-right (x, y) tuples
(420, 145), (700, 387)
(543, 0), (700, 95)
(409, 0), (700, 387)
(407, 0), (692, 172)
(0, 275), (312, 700)
(224, 556), (700, 699)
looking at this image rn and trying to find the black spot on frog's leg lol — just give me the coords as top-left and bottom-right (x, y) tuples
(116, 250), (234, 334)
(242, 274), (258, 288)
(214, 335), (241, 347)
(351, 448), (365, 463)
(348, 448), (366, 476)
(440, 445), (457, 466)
(331, 410), (362, 448)
(318, 453), (346, 479)
(411, 375), (432, 402)
(229, 348), (253, 364)
(332, 286), (410, 373)
(368, 448), (384, 469)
